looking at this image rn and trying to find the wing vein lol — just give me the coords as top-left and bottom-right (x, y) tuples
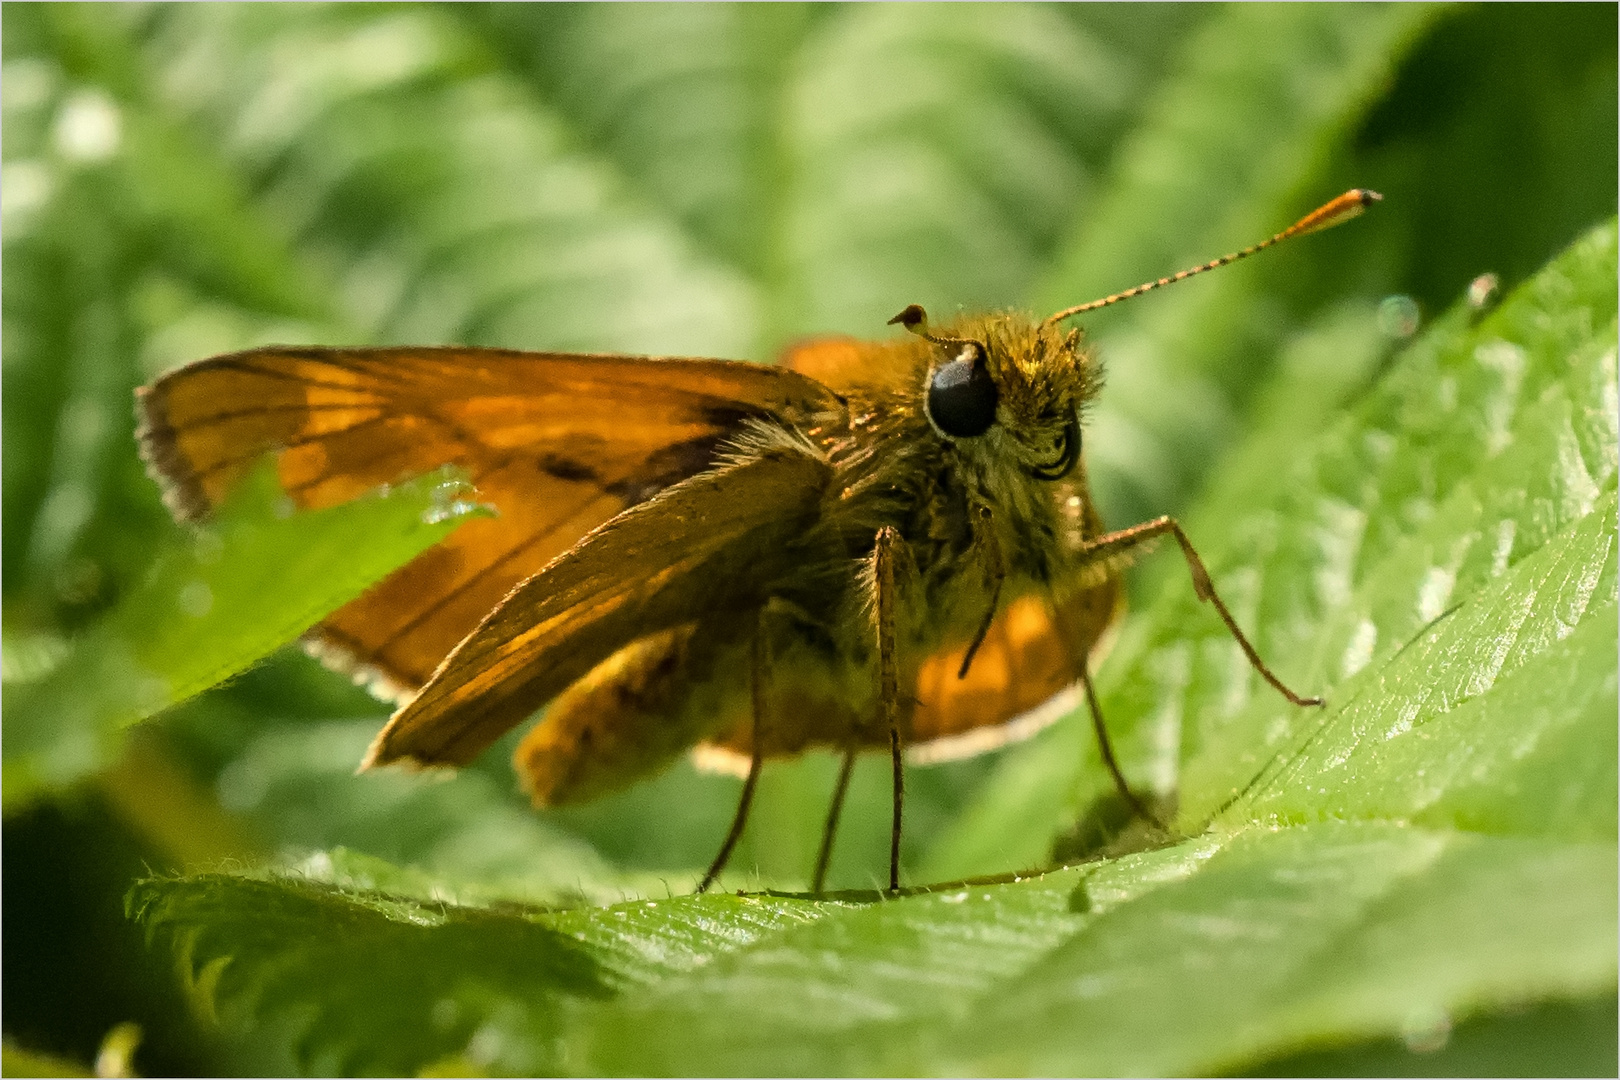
(198, 357), (403, 395)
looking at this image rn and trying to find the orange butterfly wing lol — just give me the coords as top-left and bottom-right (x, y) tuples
(906, 580), (1123, 761)
(775, 335), (879, 389)
(137, 346), (836, 700)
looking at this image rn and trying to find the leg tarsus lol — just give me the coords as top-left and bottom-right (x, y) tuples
(697, 616), (769, 894)
(888, 727), (903, 892)
(1080, 663), (1168, 832)
(698, 748), (760, 893)
(812, 745), (857, 895)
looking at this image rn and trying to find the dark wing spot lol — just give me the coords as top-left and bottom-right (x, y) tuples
(538, 454), (600, 483)
(607, 398), (780, 505)
(606, 435), (731, 506)
(699, 402), (763, 429)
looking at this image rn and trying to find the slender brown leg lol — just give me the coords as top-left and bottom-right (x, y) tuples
(958, 505), (1006, 680)
(1080, 660), (1168, 831)
(873, 526), (904, 892)
(811, 745), (858, 895)
(1076, 516), (1322, 707)
(1048, 598), (1163, 832)
(697, 623), (768, 894)
(888, 728), (904, 891)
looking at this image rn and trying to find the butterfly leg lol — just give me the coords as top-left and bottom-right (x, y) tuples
(811, 744), (858, 895)
(1077, 516), (1322, 707)
(1079, 656), (1167, 831)
(957, 504), (1006, 680)
(873, 525), (905, 892)
(1047, 597), (1166, 831)
(696, 619), (768, 894)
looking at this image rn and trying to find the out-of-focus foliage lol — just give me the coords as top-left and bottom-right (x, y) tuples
(3, 3), (1615, 1076)
(4, 465), (482, 812)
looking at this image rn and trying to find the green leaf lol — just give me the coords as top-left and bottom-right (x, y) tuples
(129, 870), (837, 1077)
(130, 873), (616, 1078)
(925, 827), (1614, 1077)
(1230, 501), (1616, 836)
(133, 827), (1615, 1076)
(3, 465), (479, 808)
(574, 826), (1614, 1076)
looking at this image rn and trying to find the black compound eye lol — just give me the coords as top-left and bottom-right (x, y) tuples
(926, 343), (998, 438)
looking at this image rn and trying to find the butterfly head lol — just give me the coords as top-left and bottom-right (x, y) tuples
(889, 305), (1097, 483)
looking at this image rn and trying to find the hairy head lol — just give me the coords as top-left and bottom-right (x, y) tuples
(898, 310), (1099, 483)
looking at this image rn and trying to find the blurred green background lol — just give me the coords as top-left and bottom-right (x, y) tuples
(2, 3), (1614, 1075)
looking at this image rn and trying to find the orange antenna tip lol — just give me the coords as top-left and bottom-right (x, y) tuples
(1292, 188), (1382, 237)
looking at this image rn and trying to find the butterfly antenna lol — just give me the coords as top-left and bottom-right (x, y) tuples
(1044, 189), (1381, 327)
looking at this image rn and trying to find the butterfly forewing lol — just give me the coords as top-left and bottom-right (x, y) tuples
(137, 346), (837, 698)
